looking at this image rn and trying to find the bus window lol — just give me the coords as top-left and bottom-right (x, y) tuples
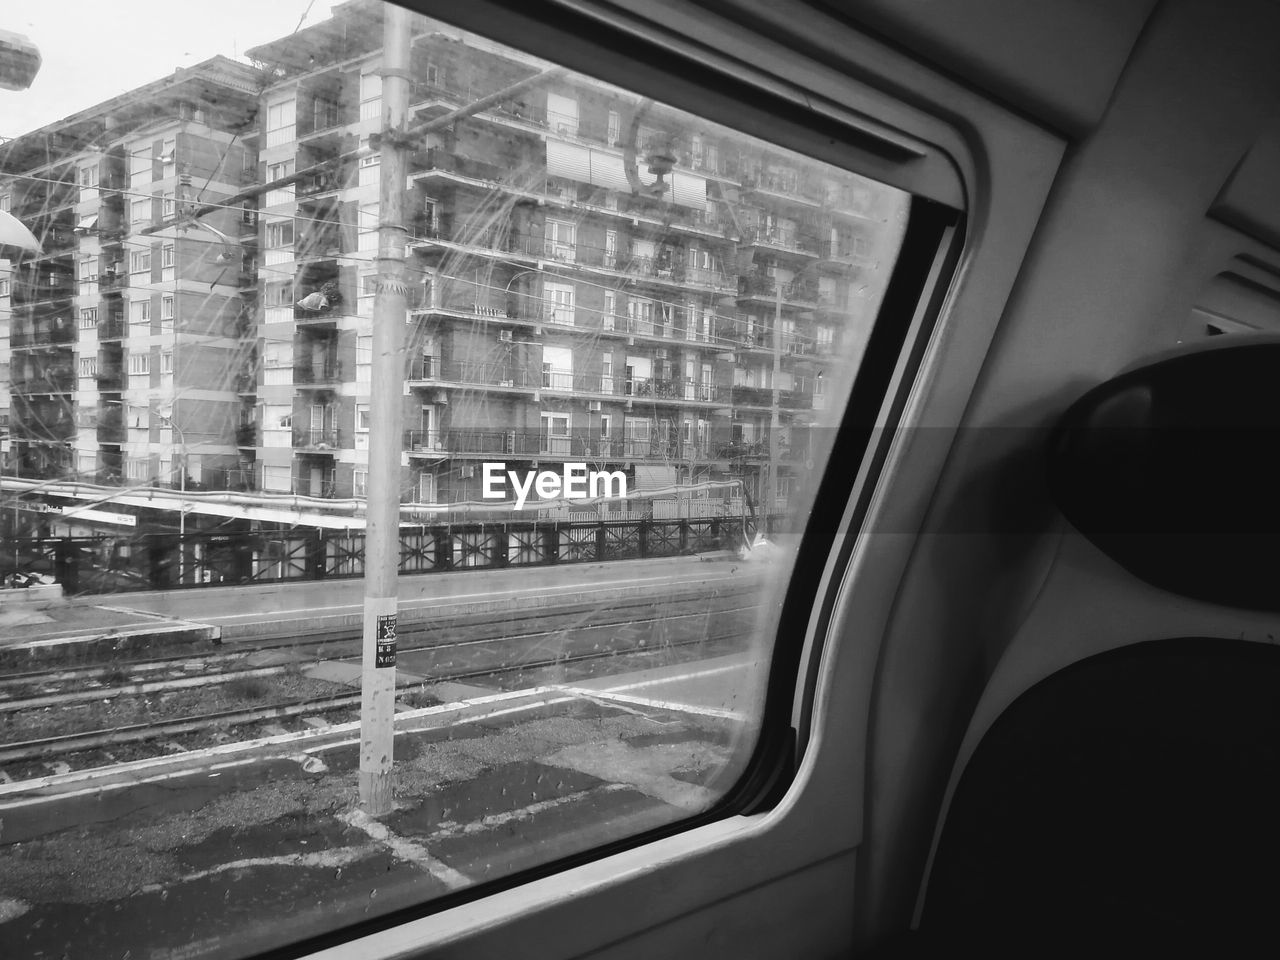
(0, 2), (946, 957)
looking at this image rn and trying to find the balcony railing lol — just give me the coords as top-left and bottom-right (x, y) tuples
(98, 269), (129, 292)
(293, 427), (339, 450)
(741, 173), (825, 204)
(742, 228), (819, 256)
(293, 359), (343, 386)
(294, 478), (338, 498)
(295, 227), (347, 260)
(95, 366), (124, 390)
(405, 428), (718, 462)
(9, 322), (76, 348)
(819, 239), (873, 263)
(408, 357), (539, 390)
(737, 274), (819, 304)
(97, 411), (125, 443)
(11, 276), (77, 306)
(728, 385), (814, 410)
(407, 359), (729, 404)
(404, 429), (442, 452)
(13, 371), (76, 394)
(98, 317), (126, 340)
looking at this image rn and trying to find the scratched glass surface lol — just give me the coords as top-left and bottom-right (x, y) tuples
(0, 2), (909, 957)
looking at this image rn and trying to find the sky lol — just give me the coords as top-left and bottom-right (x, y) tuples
(0, 1), (330, 139)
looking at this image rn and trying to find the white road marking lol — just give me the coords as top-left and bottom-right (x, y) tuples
(597, 661), (752, 693)
(558, 687), (746, 721)
(0, 686), (571, 806)
(341, 809), (470, 889)
(433, 784), (628, 838)
(147, 845), (374, 886)
(0, 661), (755, 808)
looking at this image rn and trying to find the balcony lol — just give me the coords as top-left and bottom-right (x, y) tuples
(741, 172), (825, 206)
(293, 426), (340, 451)
(405, 357), (727, 404)
(292, 475), (337, 498)
(616, 376), (726, 404)
(410, 428), (714, 463)
(716, 439), (768, 461)
(412, 148), (509, 188)
(95, 364), (125, 391)
(293, 358), (343, 388)
(819, 239), (874, 266)
(408, 357), (539, 393)
(742, 228), (820, 259)
(728, 385), (814, 410)
(9, 319), (76, 348)
(97, 409), (124, 444)
(13, 369), (75, 395)
(596, 310), (716, 346)
(296, 167), (351, 198)
(415, 218), (521, 257)
(295, 226), (348, 261)
(98, 269), (130, 293)
(11, 273), (76, 307)
(98, 316), (126, 341)
(296, 97), (349, 140)
(404, 430), (442, 454)
(293, 299), (348, 325)
(235, 423), (258, 447)
(736, 274), (819, 306)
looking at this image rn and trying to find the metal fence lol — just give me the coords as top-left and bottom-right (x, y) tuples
(4, 514), (758, 595)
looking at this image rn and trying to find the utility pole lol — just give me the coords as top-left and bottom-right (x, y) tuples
(359, 3), (411, 816)
(766, 283), (783, 534)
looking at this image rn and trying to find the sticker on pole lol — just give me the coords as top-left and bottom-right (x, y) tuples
(375, 614), (397, 667)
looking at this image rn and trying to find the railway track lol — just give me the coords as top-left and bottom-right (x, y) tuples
(0, 594), (760, 782)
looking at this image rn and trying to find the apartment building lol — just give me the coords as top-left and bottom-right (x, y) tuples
(1, 0), (906, 524)
(0, 57), (260, 494)
(243, 0), (907, 513)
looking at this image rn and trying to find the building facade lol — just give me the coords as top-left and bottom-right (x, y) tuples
(0, 56), (260, 499)
(1, 0), (906, 528)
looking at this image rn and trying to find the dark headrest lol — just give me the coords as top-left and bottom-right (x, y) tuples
(1048, 337), (1280, 610)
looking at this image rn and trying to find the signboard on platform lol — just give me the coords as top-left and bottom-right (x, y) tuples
(56, 507), (137, 527)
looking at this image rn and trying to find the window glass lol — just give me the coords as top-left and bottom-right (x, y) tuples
(0, 4), (916, 958)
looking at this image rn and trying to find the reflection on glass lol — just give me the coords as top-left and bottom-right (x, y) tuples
(0, 2), (909, 957)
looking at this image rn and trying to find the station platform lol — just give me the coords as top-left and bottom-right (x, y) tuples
(0, 553), (746, 668)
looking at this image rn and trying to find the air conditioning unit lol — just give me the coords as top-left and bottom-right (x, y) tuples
(498, 330), (513, 342)
(588, 400), (601, 412)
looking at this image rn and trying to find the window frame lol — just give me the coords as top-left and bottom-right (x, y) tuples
(266, 220), (295, 248)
